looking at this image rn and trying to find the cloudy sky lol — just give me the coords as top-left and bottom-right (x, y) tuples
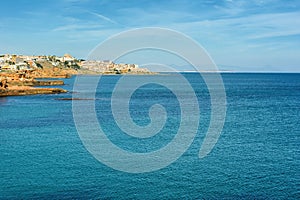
(0, 0), (299, 71)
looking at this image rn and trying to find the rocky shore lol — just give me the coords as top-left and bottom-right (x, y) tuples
(0, 86), (66, 97)
(0, 69), (70, 97)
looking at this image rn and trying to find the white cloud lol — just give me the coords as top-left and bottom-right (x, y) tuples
(52, 24), (103, 32)
(88, 11), (119, 25)
(167, 11), (300, 41)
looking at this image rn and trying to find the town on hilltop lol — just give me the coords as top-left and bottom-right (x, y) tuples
(0, 53), (150, 74)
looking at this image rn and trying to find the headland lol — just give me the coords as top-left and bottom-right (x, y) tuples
(0, 53), (153, 97)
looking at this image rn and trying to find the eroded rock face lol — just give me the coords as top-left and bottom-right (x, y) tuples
(0, 77), (8, 89)
(0, 70), (65, 87)
(0, 70), (67, 97)
(0, 87), (67, 97)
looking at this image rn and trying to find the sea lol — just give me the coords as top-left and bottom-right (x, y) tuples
(0, 73), (299, 199)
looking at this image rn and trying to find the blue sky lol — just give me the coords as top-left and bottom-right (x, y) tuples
(0, 0), (299, 71)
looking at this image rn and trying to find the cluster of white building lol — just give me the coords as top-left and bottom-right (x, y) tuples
(0, 54), (76, 71)
(81, 60), (139, 73)
(0, 54), (149, 74)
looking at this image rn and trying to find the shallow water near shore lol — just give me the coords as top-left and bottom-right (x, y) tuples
(1, 73), (299, 199)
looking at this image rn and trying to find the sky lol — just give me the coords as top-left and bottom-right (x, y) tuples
(0, 0), (299, 72)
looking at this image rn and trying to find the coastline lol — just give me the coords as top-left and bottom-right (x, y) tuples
(0, 69), (71, 97)
(0, 75), (67, 97)
(0, 66), (156, 97)
(0, 53), (158, 97)
(0, 86), (67, 97)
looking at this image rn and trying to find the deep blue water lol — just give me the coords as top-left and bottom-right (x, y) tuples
(0, 73), (299, 199)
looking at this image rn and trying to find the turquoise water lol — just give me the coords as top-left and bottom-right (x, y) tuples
(0, 73), (299, 199)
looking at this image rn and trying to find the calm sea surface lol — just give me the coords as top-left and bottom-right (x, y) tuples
(1, 73), (299, 199)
